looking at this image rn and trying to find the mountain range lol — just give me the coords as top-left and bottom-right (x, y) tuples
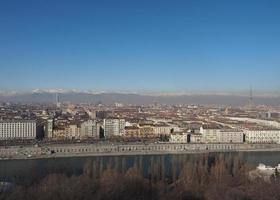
(0, 91), (279, 106)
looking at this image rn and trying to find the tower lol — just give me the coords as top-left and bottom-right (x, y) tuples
(46, 119), (53, 138)
(55, 93), (61, 108)
(247, 86), (255, 110)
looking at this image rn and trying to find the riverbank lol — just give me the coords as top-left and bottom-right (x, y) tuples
(2, 142), (280, 160)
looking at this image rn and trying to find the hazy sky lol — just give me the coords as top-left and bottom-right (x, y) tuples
(0, 0), (280, 92)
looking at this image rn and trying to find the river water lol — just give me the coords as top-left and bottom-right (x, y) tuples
(0, 151), (279, 184)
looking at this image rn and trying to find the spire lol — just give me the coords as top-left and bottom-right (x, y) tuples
(247, 86), (254, 110)
(56, 93), (61, 108)
(250, 86), (253, 101)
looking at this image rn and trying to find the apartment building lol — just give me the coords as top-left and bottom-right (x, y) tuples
(190, 133), (203, 143)
(124, 126), (140, 137)
(104, 118), (125, 137)
(80, 120), (98, 138)
(170, 132), (188, 143)
(200, 127), (244, 143)
(45, 119), (53, 138)
(139, 124), (155, 137)
(0, 120), (36, 140)
(153, 124), (171, 136)
(245, 129), (280, 144)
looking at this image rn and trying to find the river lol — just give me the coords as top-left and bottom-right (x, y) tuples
(0, 151), (279, 184)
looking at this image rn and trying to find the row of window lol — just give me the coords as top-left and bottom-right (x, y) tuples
(53, 144), (236, 154)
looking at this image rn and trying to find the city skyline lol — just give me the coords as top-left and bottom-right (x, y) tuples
(1, 0), (280, 91)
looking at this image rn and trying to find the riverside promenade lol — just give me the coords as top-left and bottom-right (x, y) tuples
(1, 142), (280, 160)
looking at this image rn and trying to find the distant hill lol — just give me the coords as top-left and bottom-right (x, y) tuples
(0, 92), (279, 106)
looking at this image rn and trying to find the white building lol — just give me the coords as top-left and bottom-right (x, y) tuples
(219, 129), (244, 143)
(0, 120), (36, 140)
(153, 124), (171, 136)
(200, 127), (244, 143)
(228, 117), (280, 129)
(45, 119), (53, 138)
(244, 129), (280, 144)
(250, 163), (280, 182)
(66, 124), (81, 139)
(257, 163), (280, 171)
(80, 120), (98, 138)
(104, 118), (125, 137)
(190, 133), (203, 143)
(170, 132), (188, 143)
(115, 102), (124, 108)
(169, 125), (181, 133)
(200, 127), (220, 143)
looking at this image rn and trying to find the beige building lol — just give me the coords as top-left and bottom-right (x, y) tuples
(52, 128), (66, 140)
(124, 126), (140, 137)
(139, 124), (154, 137)
(52, 120), (100, 140)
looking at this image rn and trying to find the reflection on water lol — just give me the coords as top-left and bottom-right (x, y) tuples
(0, 151), (279, 184)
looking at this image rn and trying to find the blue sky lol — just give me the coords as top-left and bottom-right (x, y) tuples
(0, 0), (280, 92)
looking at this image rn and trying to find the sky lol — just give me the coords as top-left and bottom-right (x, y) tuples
(0, 0), (280, 93)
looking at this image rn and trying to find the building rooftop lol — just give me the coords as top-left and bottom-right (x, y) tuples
(125, 126), (139, 130)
